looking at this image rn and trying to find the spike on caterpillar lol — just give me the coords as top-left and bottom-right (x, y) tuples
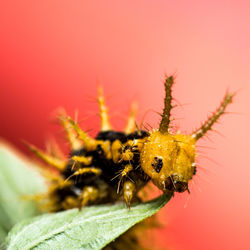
(26, 75), (234, 212)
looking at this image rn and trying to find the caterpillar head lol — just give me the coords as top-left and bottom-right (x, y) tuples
(140, 131), (196, 193)
(141, 131), (195, 192)
(140, 76), (233, 194)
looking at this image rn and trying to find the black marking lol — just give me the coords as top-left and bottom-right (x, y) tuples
(152, 157), (163, 173)
(126, 130), (149, 140)
(95, 130), (127, 143)
(193, 166), (197, 175)
(96, 144), (104, 155)
(95, 130), (149, 142)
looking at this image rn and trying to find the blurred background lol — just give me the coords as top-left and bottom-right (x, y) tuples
(0, 1), (250, 249)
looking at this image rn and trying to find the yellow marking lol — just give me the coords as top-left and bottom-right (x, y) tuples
(111, 139), (122, 163)
(25, 142), (66, 171)
(97, 85), (112, 131)
(100, 140), (112, 159)
(124, 101), (138, 134)
(71, 155), (92, 165)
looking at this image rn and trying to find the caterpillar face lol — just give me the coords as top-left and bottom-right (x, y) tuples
(141, 131), (196, 192)
(27, 75), (234, 210)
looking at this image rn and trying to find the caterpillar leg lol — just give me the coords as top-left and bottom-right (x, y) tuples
(80, 182), (109, 208)
(121, 164), (133, 178)
(192, 92), (234, 140)
(71, 155), (92, 165)
(61, 196), (79, 210)
(159, 75), (175, 134)
(80, 186), (99, 207)
(112, 164), (133, 193)
(120, 146), (134, 161)
(111, 138), (144, 164)
(66, 167), (102, 181)
(123, 180), (136, 208)
(97, 85), (112, 131)
(120, 139), (144, 162)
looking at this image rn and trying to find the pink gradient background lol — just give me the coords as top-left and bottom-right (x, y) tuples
(0, 1), (250, 249)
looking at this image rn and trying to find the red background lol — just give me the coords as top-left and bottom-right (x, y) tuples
(0, 1), (250, 249)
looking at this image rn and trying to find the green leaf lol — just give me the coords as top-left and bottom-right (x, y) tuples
(0, 225), (7, 244)
(6, 194), (172, 250)
(0, 141), (46, 238)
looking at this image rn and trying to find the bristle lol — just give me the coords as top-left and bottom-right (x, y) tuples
(25, 142), (66, 171)
(159, 76), (175, 134)
(97, 85), (112, 131)
(192, 92), (234, 140)
(58, 111), (83, 150)
(124, 101), (138, 134)
(45, 137), (65, 160)
(66, 116), (97, 151)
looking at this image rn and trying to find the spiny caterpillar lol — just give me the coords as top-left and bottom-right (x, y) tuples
(27, 76), (234, 211)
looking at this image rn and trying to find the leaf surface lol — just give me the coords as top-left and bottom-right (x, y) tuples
(6, 194), (172, 250)
(0, 141), (46, 238)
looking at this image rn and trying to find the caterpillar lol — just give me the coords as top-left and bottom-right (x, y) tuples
(27, 76), (234, 212)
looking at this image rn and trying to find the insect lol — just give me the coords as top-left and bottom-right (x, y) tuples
(27, 76), (234, 211)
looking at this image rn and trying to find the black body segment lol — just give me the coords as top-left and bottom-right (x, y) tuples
(54, 130), (149, 210)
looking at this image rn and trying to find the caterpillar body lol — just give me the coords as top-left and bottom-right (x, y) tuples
(27, 76), (233, 212)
